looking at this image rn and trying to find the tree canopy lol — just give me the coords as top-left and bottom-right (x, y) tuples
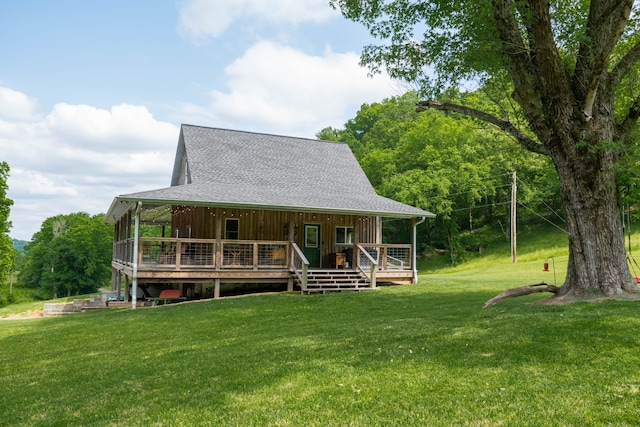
(319, 92), (559, 263)
(20, 212), (112, 297)
(0, 162), (14, 283)
(332, 0), (640, 301)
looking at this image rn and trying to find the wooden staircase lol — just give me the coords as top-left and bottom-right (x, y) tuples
(296, 269), (373, 294)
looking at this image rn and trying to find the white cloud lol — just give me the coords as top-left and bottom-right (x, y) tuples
(0, 87), (179, 240)
(0, 87), (39, 122)
(10, 169), (78, 198)
(45, 103), (178, 152)
(178, 0), (339, 41)
(175, 41), (399, 137)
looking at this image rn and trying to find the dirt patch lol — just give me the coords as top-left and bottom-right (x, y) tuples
(0, 310), (44, 320)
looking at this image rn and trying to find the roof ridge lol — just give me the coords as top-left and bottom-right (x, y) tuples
(180, 123), (347, 145)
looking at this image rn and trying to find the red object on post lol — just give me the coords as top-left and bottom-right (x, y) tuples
(543, 262), (549, 272)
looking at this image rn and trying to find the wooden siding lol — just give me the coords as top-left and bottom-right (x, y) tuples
(165, 207), (381, 268)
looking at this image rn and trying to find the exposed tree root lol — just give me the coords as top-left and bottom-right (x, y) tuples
(483, 282), (560, 308)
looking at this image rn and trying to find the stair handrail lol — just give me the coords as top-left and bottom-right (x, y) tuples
(290, 242), (309, 291)
(356, 244), (377, 288)
(386, 254), (406, 269)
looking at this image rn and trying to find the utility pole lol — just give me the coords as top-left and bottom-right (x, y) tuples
(511, 170), (517, 263)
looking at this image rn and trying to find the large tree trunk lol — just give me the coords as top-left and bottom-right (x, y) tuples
(551, 138), (638, 299)
(547, 99), (639, 299)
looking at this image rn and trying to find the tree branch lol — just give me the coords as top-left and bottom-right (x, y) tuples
(483, 283), (560, 308)
(574, 0), (634, 115)
(416, 100), (548, 155)
(491, 1), (551, 142)
(609, 40), (640, 89)
(616, 95), (640, 141)
(522, 0), (570, 98)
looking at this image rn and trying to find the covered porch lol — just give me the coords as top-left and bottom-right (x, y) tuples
(108, 204), (424, 304)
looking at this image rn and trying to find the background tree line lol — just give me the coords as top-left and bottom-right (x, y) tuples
(318, 91), (564, 264)
(0, 162), (15, 305)
(18, 212), (112, 298)
(1, 161), (113, 302)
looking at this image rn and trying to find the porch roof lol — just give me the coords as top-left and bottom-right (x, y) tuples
(105, 125), (435, 223)
(105, 181), (434, 223)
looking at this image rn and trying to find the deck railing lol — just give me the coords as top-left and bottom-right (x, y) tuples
(126, 237), (289, 270)
(356, 244), (378, 288)
(357, 244), (412, 271)
(290, 242), (309, 291)
(114, 238), (135, 266)
(220, 240), (288, 269)
(113, 238), (411, 277)
(140, 238), (216, 268)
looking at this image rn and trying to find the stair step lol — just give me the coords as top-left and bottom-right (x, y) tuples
(292, 269), (371, 293)
(306, 283), (367, 288)
(307, 277), (364, 282)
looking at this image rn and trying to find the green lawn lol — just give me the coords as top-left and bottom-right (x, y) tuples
(2, 229), (640, 426)
(2, 264), (640, 426)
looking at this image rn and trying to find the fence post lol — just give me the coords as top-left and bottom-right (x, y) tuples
(301, 262), (308, 291)
(370, 263), (376, 288)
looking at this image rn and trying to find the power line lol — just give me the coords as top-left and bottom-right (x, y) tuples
(451, 201), (511, 212)
(517, 201), (568, 233)
(446, 184), (512, 197)
(515, 176), (565, 224)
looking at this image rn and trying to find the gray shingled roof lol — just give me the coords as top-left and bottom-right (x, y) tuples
(105, 125), (435, 222)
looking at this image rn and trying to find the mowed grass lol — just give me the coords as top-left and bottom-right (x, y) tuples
(2, 229), (640, 426)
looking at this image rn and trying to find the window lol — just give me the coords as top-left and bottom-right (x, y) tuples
(225, 218), (239, 239)
(305, 225), (319, 248)
(335, 226), (354, 245)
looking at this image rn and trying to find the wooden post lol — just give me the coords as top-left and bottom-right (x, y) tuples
(111, 268), (116, 292)
(301, 262), (308, 292)
(370, 262), (376, 288)
(124, 276), (130, 302)
(175, 239), (182, 271)
(353, 223), (360, 269)
(288, 218), (295, 269)
(131, 201), (142, 309)
(253, 242), (259, 270)
(116, 271), (122, 301)
(215, 209), (222, 270)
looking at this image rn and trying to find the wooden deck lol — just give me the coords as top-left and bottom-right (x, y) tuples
(111, 238), (415, 297)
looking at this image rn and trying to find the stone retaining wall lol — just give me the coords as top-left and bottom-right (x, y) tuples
(43, 294), (106, 317)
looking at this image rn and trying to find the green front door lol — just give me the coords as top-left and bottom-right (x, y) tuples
(303, 224), (321, 268)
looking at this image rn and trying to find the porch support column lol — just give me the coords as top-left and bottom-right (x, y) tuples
(288, 216), (295, 270)
(131, 201), (142, 309)
(353, 222), (360, 269)
(215, 208), (222, 271)
(412, 217), (426, 284)
(116, 271), (122, 302)
(214, 278), (220, 299)
(111, 268), (117, 292)
(124, 275), (130, 302)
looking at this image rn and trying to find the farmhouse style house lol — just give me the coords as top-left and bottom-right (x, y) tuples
(105, 124), (434, 306)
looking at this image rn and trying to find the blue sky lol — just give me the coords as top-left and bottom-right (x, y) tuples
(0, 0), (401, 241)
